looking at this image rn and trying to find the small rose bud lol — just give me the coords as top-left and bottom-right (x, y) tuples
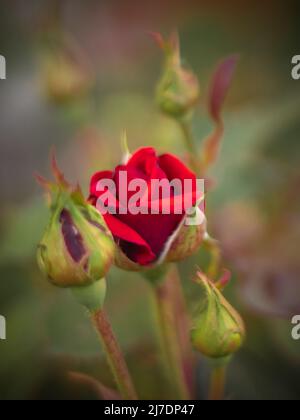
(41, 40), (93, 105)
(191, 271), (245, 359)
(154, 32), (200, 119)
(37, 156), (115, 288)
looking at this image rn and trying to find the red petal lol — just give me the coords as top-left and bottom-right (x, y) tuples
(158, 153), (201, 206)
(103, 213), (156, 265)
(126, 147), (158, 176)
(90, 170), (113, 196)
(116, 211), (183, 260)
(159, 153), (196, 182)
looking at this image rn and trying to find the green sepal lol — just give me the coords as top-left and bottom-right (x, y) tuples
(71, 278), (107, 313)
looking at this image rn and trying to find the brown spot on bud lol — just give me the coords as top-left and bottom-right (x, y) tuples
(60, 209), (86, 262)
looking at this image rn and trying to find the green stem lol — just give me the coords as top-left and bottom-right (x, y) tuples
(209, 363), (227, 401)
(172, 265), (195, 397)
(203, 236), (222, 281)
(91, 309), (138, 400)
(152, 278), (190, 400)
(179, 119), (201, 175)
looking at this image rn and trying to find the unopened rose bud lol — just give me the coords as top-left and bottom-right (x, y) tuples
(37, 156), (115, 288)
(191, 271), (245, 359)
(154, 32), (200, 119)
(41, 41), (93, 105)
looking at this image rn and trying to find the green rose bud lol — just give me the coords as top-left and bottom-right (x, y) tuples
(154, 32), (200, 119)
(191, 271), (245, 359)
(37, 156), (115, 288)
(41, 39), (93, 105)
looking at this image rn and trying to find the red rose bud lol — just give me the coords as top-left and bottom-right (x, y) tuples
(89, 146), (206, 272)
(41, 38), (93, 105)
(37, 155), (115, 288)
(191, 271), (245, 359)
(153, 32), (200, 119)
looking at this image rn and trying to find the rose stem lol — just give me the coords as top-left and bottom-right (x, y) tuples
(91, 309), (138, 400)
(178, 119), (202, 176)
(208, 363), (227, 401)
(152, 277), (190, 400)
(171, 265), (195, 397)
(204, 236), (222, 280)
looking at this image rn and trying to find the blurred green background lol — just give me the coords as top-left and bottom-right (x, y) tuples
(0, 0), (300, 400)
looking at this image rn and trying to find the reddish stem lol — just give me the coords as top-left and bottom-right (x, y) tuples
(91, 309), (138, 400)
(209, 364), (227, 401)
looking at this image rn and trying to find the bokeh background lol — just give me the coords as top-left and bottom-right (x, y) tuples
(0, 0), (300, 400)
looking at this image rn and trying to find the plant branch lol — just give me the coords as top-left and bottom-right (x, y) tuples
(178, 119), (202, 176)
(91, 309), (138, 400)
(171, 265), (195, 397)
(209, 363), (227, 401)
(152, 277), (190, 400)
